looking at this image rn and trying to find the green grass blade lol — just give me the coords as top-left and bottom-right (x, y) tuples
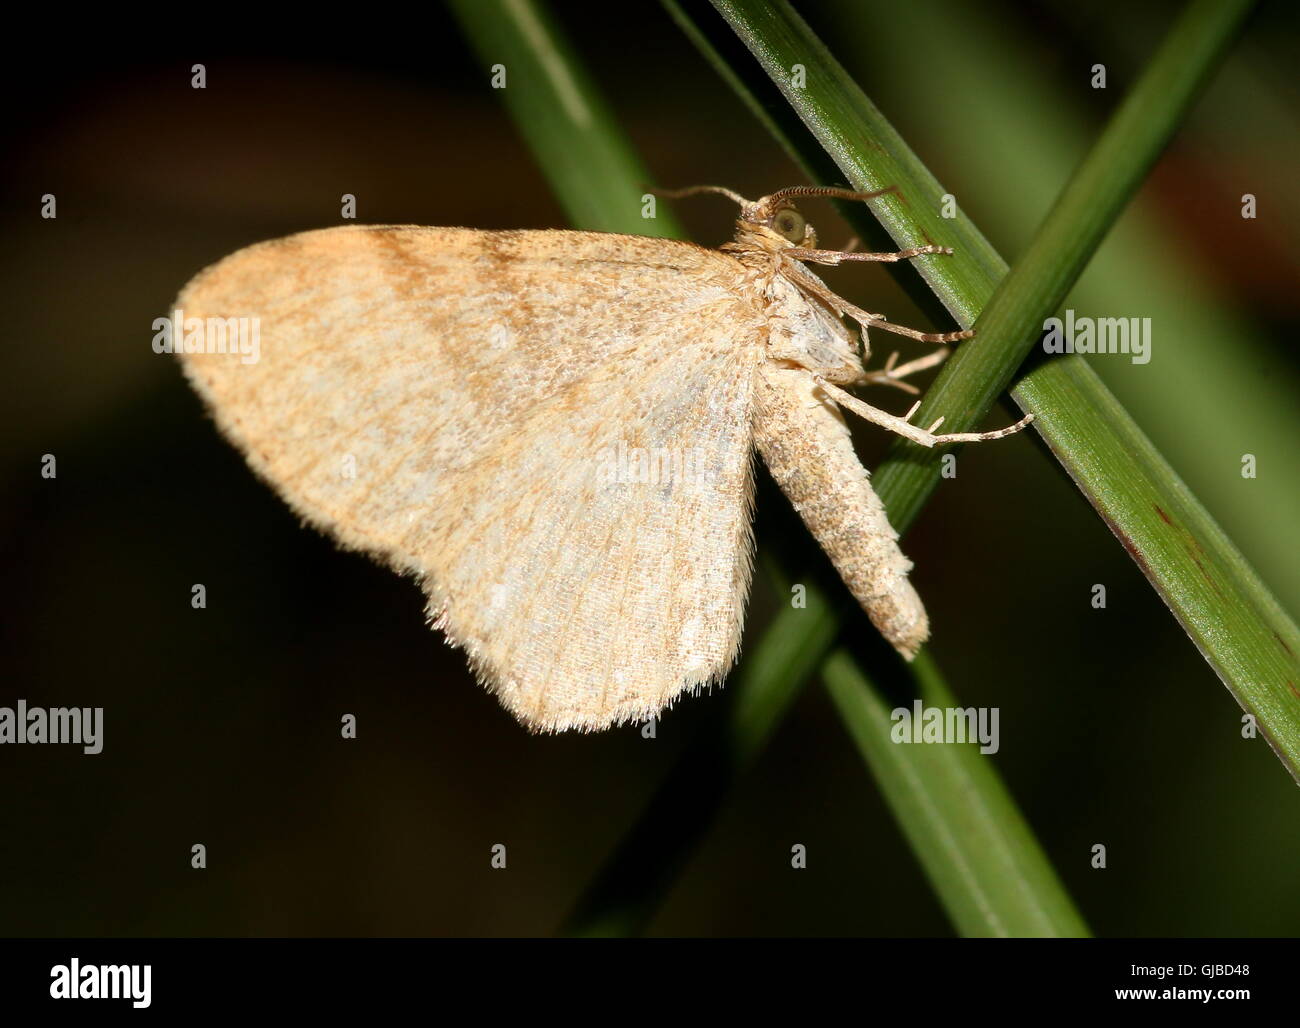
(1017, 359), (1300, 773)
(447, 0), (683, 238)
(826, 0), (1300, 619)
(863, 0), (1258, 516)
(823, 651), (1090, 937)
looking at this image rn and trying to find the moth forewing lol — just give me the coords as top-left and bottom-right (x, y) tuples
(177, 225), (767, 733)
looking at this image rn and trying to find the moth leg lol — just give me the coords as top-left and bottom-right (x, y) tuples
(861, 347), (952, 393)
(866, 317), (973, 344)
(782, 260), (972, 344)
(785, 243), (954, 264)
(780, 258), (885, 318)
(814, 377), (1035, 447)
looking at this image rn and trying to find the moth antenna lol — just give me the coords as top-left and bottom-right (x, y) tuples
(764, 185), (899, 205)
(647, 184), (750, 207)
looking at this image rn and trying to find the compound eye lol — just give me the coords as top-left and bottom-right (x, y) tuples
(771, 207), (806, 243)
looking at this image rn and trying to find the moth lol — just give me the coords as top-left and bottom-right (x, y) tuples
(175, 185), (1031, 732)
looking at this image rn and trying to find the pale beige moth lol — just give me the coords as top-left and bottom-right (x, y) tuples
(174, 185), (1031, 732)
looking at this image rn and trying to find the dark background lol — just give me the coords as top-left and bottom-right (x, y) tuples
(2, 0), (1297, 936)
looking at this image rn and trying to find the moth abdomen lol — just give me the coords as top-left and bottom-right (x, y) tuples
(753, 362), (928, 659)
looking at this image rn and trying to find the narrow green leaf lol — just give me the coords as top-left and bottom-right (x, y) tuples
(823, 651), (1090, 937)
(448, 0), (683, 238)
(827, 0), (1300, 619)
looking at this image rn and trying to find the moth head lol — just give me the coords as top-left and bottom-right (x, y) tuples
(649, 183), (901, 254)
(744, 185), (901, 248)
(740, 197), (815, 248)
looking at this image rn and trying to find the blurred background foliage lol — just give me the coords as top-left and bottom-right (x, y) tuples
(1, 0), (1297, 935)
